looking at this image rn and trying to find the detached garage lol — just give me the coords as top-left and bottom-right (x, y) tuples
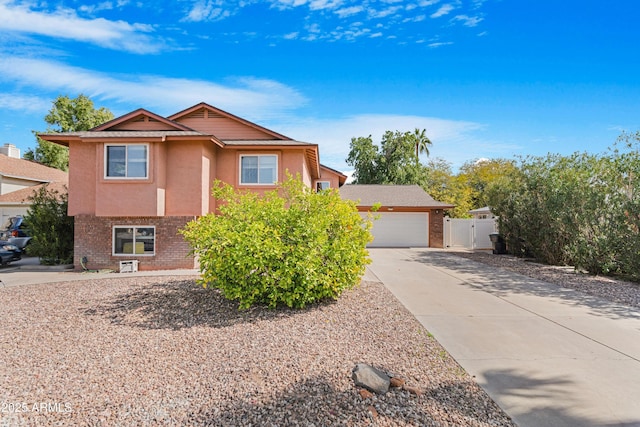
(339, 184), (454, 248)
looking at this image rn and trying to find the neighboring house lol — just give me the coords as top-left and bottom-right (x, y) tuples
(0, 144), (69, 225)
(339, 184), (454, 248)
(468, 206), (495, 219)
(40, 102), (346, 271)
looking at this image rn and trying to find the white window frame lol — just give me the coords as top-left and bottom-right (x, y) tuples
(112, 225), (156, 256)
(104, 144), (149, 179)
(239, 154), (278, 185)
(316, 181), (331, 191)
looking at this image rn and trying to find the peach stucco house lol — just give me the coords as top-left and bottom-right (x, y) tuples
(40, 102), (346, 271)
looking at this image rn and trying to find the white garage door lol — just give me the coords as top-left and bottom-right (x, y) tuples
(367, 212), (429, 247)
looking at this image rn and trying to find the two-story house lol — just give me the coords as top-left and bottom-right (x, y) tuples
(40, 102), (346, 271)
(0, 144), (68, 225)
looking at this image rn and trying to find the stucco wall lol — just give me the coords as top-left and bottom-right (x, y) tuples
(67, 141), (97, 215)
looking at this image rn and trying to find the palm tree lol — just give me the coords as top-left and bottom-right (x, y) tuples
(410, 128), (432, 162)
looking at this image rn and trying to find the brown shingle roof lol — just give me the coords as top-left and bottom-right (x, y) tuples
(39, 130), (206, 139)
(221, 139), (316, 146)
(0, 154), (69, 183)
(0, 182), (68, 203)
(339, 184), (455, 208)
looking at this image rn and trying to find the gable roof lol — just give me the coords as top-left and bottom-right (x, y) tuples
(320, 164), (348, 186)
(0, 154), (69, 184)
(339, 184), (455, 208)
(92, 108), (193, 132)
(37, 102), (324, 179)
(169, 102), (292, 141)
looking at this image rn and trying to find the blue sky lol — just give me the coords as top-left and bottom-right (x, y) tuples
(1, 0), (639, 172)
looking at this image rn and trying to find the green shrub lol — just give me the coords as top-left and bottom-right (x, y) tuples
(487, 132), (640, 281)
(181, 175), (375, 309)
(24, 184), (74, 265)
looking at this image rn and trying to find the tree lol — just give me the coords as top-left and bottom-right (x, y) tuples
(346, 130), (429, 185)
(180, 174), (375, 309)
(408, 128), (432, 161)
(458, 158), (518, 211)
(24, 184), (74, 265)
(346, 135), (381, 184)
(25, 94), (114, 171)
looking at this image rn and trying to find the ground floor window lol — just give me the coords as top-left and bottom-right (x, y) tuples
(113, 226), (155, 255)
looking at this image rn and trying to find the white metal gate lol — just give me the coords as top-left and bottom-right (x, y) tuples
(444, 218), (497, 250)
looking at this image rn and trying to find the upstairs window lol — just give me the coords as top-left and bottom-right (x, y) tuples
(240, 155), (277, 185)
(316, 181), (331, 191)
(106, 144), (148, 179)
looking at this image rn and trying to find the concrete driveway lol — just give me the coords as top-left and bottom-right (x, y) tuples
(366, 248), (640, 427)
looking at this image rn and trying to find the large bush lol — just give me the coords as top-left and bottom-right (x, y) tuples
(487, 133), (640, 281)
(24, 184), (74, 265)
(181, 175), (375, 309)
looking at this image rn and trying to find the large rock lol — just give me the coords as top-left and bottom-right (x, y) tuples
(352, 363), (390, 394)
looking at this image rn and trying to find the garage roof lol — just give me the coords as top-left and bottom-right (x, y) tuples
(339, 184), (455, 208)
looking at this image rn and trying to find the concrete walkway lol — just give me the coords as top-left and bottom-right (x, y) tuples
(365, 248), (640, 427)
(0, 257), (198, 287)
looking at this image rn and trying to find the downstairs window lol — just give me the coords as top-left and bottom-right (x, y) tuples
(113, 226), (155, 255)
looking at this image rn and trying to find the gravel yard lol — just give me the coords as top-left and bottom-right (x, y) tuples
(450, 251), (640, 309)
(3, 250), (637, 426)
(0, 272), (515, 426)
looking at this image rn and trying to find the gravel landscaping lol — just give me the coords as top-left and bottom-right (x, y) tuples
(3, 250), (638, 426)
(450, 251), (640, 309)
(0, 273), (515, 426)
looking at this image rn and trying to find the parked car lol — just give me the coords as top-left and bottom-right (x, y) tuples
(0, 216), (31, 251)
(0, 240), (22, 265)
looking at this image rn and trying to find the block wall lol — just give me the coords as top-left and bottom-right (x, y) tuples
(73, 215), (197, 271)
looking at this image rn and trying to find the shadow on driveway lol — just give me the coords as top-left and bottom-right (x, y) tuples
(408, 250), (640, 321)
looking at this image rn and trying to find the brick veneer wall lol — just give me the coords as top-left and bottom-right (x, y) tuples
(73, 215), (197, 271)
(429, 209), (445, 248)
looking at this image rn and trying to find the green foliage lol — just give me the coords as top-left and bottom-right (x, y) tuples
(180, 175), (375, 309)
(24, 138), (70, 172)
(24, 185), (74, 265)
(487, 134), (640, 281)
(26, 94), (114, 171)
(346, 130), (430, 185)
(420, 157), (516, 218)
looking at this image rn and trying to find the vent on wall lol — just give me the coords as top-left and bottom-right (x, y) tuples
(188, 110), (206, 119)
(119, 260), (139, 273)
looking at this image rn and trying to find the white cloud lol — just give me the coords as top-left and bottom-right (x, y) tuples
(370, 5), (402, 18)
(430, 3), (456, 18)
(335, 5), (363, 18)
(403, 14), (426, 23)
(0, 93), (50, 113)
(308, 0), (342, 11)
(0, 0), (162, 54)
(271, 114), (512, 171)
(0, 57), (307, 120)
(183, 0), (231, 22)
(428, 41), (453, 48)
(453, 14), (483, 27)
(78, 2), (114, 14)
